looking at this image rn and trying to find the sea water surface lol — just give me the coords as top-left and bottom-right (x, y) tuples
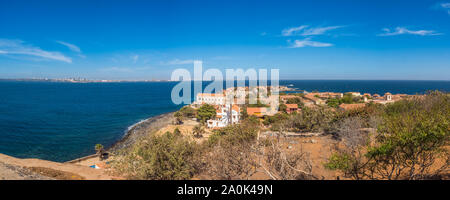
(0, 80), (448, 162)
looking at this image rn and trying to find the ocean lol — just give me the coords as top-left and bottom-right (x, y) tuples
(0, 80), (448, 162)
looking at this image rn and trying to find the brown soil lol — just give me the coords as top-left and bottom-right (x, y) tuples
(28, 167), (85, 180)
(0, 153), (114, 180)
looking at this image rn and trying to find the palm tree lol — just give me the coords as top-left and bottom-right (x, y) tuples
(192, 125), (205, 138)
(95, 144), (104, 160)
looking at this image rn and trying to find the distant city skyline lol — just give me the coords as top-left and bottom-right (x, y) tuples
(0, 0), (449, 80)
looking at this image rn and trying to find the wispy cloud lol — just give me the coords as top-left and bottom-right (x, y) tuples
(282, 25), (344, 36)
(438, 2), (450, 15)
(56, 41), (81, 53)
(56, 40), (86, 58)
(301, 26), (345, 36)
(288, 38), (333, 48)
(162, 59), (198, 65)
(0, 39), (72, 63)
(282, 25), (308, 36)
(377, 27), (442, 36)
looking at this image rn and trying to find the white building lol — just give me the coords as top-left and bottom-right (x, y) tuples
(348, 92), (361, 97)
(384, 92), (392, 101)
(207, 104), (240, 128)
(195, 93), (225, 105)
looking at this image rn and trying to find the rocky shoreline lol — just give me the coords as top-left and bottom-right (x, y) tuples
(107, 112), (175, 153)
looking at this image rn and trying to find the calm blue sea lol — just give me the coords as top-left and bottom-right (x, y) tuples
(0, 80), (448, 162)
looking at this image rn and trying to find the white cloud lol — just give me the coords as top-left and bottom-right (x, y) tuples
(378, 27), (442, 36)
(282, 25), (308, 36)
(56, 41), (81, 53)
(0, 39), (72, 63)
(288, 38), (333, 48)
(440, 3), (450, 14)
(282, 25), (344, 36)
(56, 40), (86, 58)
(163, 59), (199, 65)
(301, 26), (345, 36)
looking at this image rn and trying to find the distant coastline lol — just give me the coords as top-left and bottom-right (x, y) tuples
(0, 78), (173, 83)
(1, 78), (448, 83)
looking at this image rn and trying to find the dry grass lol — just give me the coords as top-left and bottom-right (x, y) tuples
(27, 167), (85, 180)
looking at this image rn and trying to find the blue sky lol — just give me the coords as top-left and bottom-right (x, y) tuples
(0, 0), (449, 80)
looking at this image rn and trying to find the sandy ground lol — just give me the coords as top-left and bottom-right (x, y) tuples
(0, 153), (115, 180)
(251, 135), (339, 180)
(193, 134), (339, 180)
(277, 135), (339, 179)
(0, 161), (53, 180)
(155, 119), (216, 143)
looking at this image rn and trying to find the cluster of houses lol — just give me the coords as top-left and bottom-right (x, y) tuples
(337, 92), (411, 111)
(191, 86), (415, 128)
(280, 91), (415, 111)
(192, 86), (279, 128)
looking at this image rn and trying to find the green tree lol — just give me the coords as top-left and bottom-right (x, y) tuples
(197, 104), (216, 123)
(326, 98), (340, 108)
(95, 144), (104, 154)
(279, 103), (287, 113)
(95, 144), (105, 160)
(286, 97), (304, 108)
(341, 93), (354, 104)
(263, 113), (289, 127)
(179, 106), (196, 118)
(241, 106), (249, 120)
(290, 107), (336, 133)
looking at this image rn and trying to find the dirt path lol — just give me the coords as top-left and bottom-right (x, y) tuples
(0, 153), (115, 180)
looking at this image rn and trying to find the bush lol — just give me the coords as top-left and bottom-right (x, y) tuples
(290, 107), (337, 133)
(207, 118), (260, 147)
(263, 113), (289, 126)
(179, 106), (196, 118)
(286, 97), (304, 108)
(325, 92), (450, 180)
(326, 98), (340, 108)
(112, 131), (198, 180)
